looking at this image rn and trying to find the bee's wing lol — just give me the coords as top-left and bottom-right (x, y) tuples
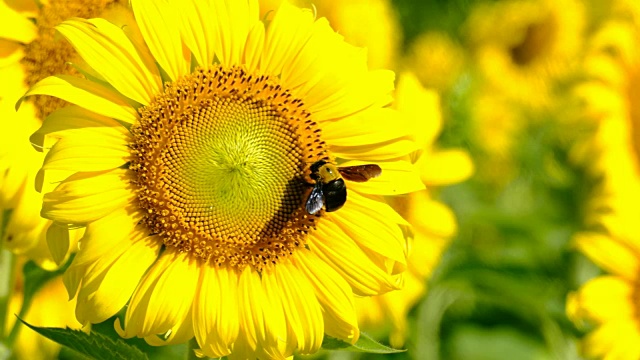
(338, 164), (382, 182)
(305, 183), (324, 215)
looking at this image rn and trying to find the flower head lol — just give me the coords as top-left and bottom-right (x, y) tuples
(463, 0), (585, 109)
(24, 0), (423, 358)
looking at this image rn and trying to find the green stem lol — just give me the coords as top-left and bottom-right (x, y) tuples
(5, 288), (29, 348)
(0, 248), (16, 345)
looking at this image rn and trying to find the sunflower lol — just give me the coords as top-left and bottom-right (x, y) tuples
(0, 0), (130, 269)
(463, 0), (585, 110)
(354, 73), (473, 348)
(566, 1), (640, 358)
(23, 0), (423, 358)
(459, 0), (586, 186)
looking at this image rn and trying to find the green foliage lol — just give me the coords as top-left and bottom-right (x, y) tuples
(322, 333), (406, 354)
(18, 318), (148, 360)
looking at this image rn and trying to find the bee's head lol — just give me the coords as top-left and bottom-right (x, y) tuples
(310, 160), (328, 175)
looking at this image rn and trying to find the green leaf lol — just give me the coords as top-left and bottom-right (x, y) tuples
(18, 318), (149, 360)
(321, 332), (405, 354)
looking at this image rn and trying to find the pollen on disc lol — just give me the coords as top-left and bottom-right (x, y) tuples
(130, 66), (328, 271)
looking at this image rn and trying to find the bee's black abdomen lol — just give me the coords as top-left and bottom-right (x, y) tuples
(323, 178), (347, 212)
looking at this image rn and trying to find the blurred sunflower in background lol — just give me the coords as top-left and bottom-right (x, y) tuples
(23, 0), (426, 358)
(0, 0), (128, 358)
(567, 1), (640, 358)
(458, 0), (586, 186)
(390, 0), (603, 358)
(0, 0), (129, 269)
(464, 0), (585, 110)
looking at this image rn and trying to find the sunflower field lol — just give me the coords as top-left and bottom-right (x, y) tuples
(0, 0), (638, 359)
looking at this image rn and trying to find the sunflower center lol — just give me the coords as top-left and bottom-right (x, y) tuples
(20, 0), (125, 119)
(509, 14), (557, 66)
(130, 66), (327, 271)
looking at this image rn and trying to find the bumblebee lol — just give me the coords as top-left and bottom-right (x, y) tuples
(305, 160), (382, 215)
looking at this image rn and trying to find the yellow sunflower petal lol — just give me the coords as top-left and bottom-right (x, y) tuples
(261, 271), (294, 359)
(63, 262), (85, 300)
(581, 321), (640, 360)
(0, 0), (36, 43)
(0, 40), (24, 70)
(599, 210), (640, 256)
(4, 215), (48, 260)
(310, 221), (400, 296)
(280, 16), (395, 121)
(307, 70), (395, 122)
(419, 149), (474, 185)
(0, 64), (27, 105)
(567, 276), (634, 325)
(40, 133), (130, 175)
(410, 194), (458, 238)
(3, 172), (44, 252)
(573, 232), (640, 280)
(4, 0), (38, 17)
(243, 21), (265, 73)
(75, 233), (161, 324)
(210, 0), (259, 66)
(261, 0), (315, 77)
(72, 208), (142, 268)
(322, 108), (408, 146)
(294, 250), (359, 344)
(278, 17), (336, 91)
(170, 0), (215, 67)
(275, 262), (324, 355)
(42, 170), (135, 224)
(131, 0), (190, 81)
(193, 265), (239, 358)
(121, 249), (198, 338)
(332, 139), (419, 161)
(395, 72), (443, 148)
(45, 222), (70, 266)
(327, 198), (407, 266)
(31, 105), (130, 152)
(21, 75), (138, 124)
(56, 18), (162, 105)
(142, 310), (194, 346)
(0, 99), (38, 206)
(237, 267), (288, 360)
(350, 191), (409, 226)
(0, 164), (26, 209)
(45, 224), (82, 270)
(347, 160), (425, 195)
